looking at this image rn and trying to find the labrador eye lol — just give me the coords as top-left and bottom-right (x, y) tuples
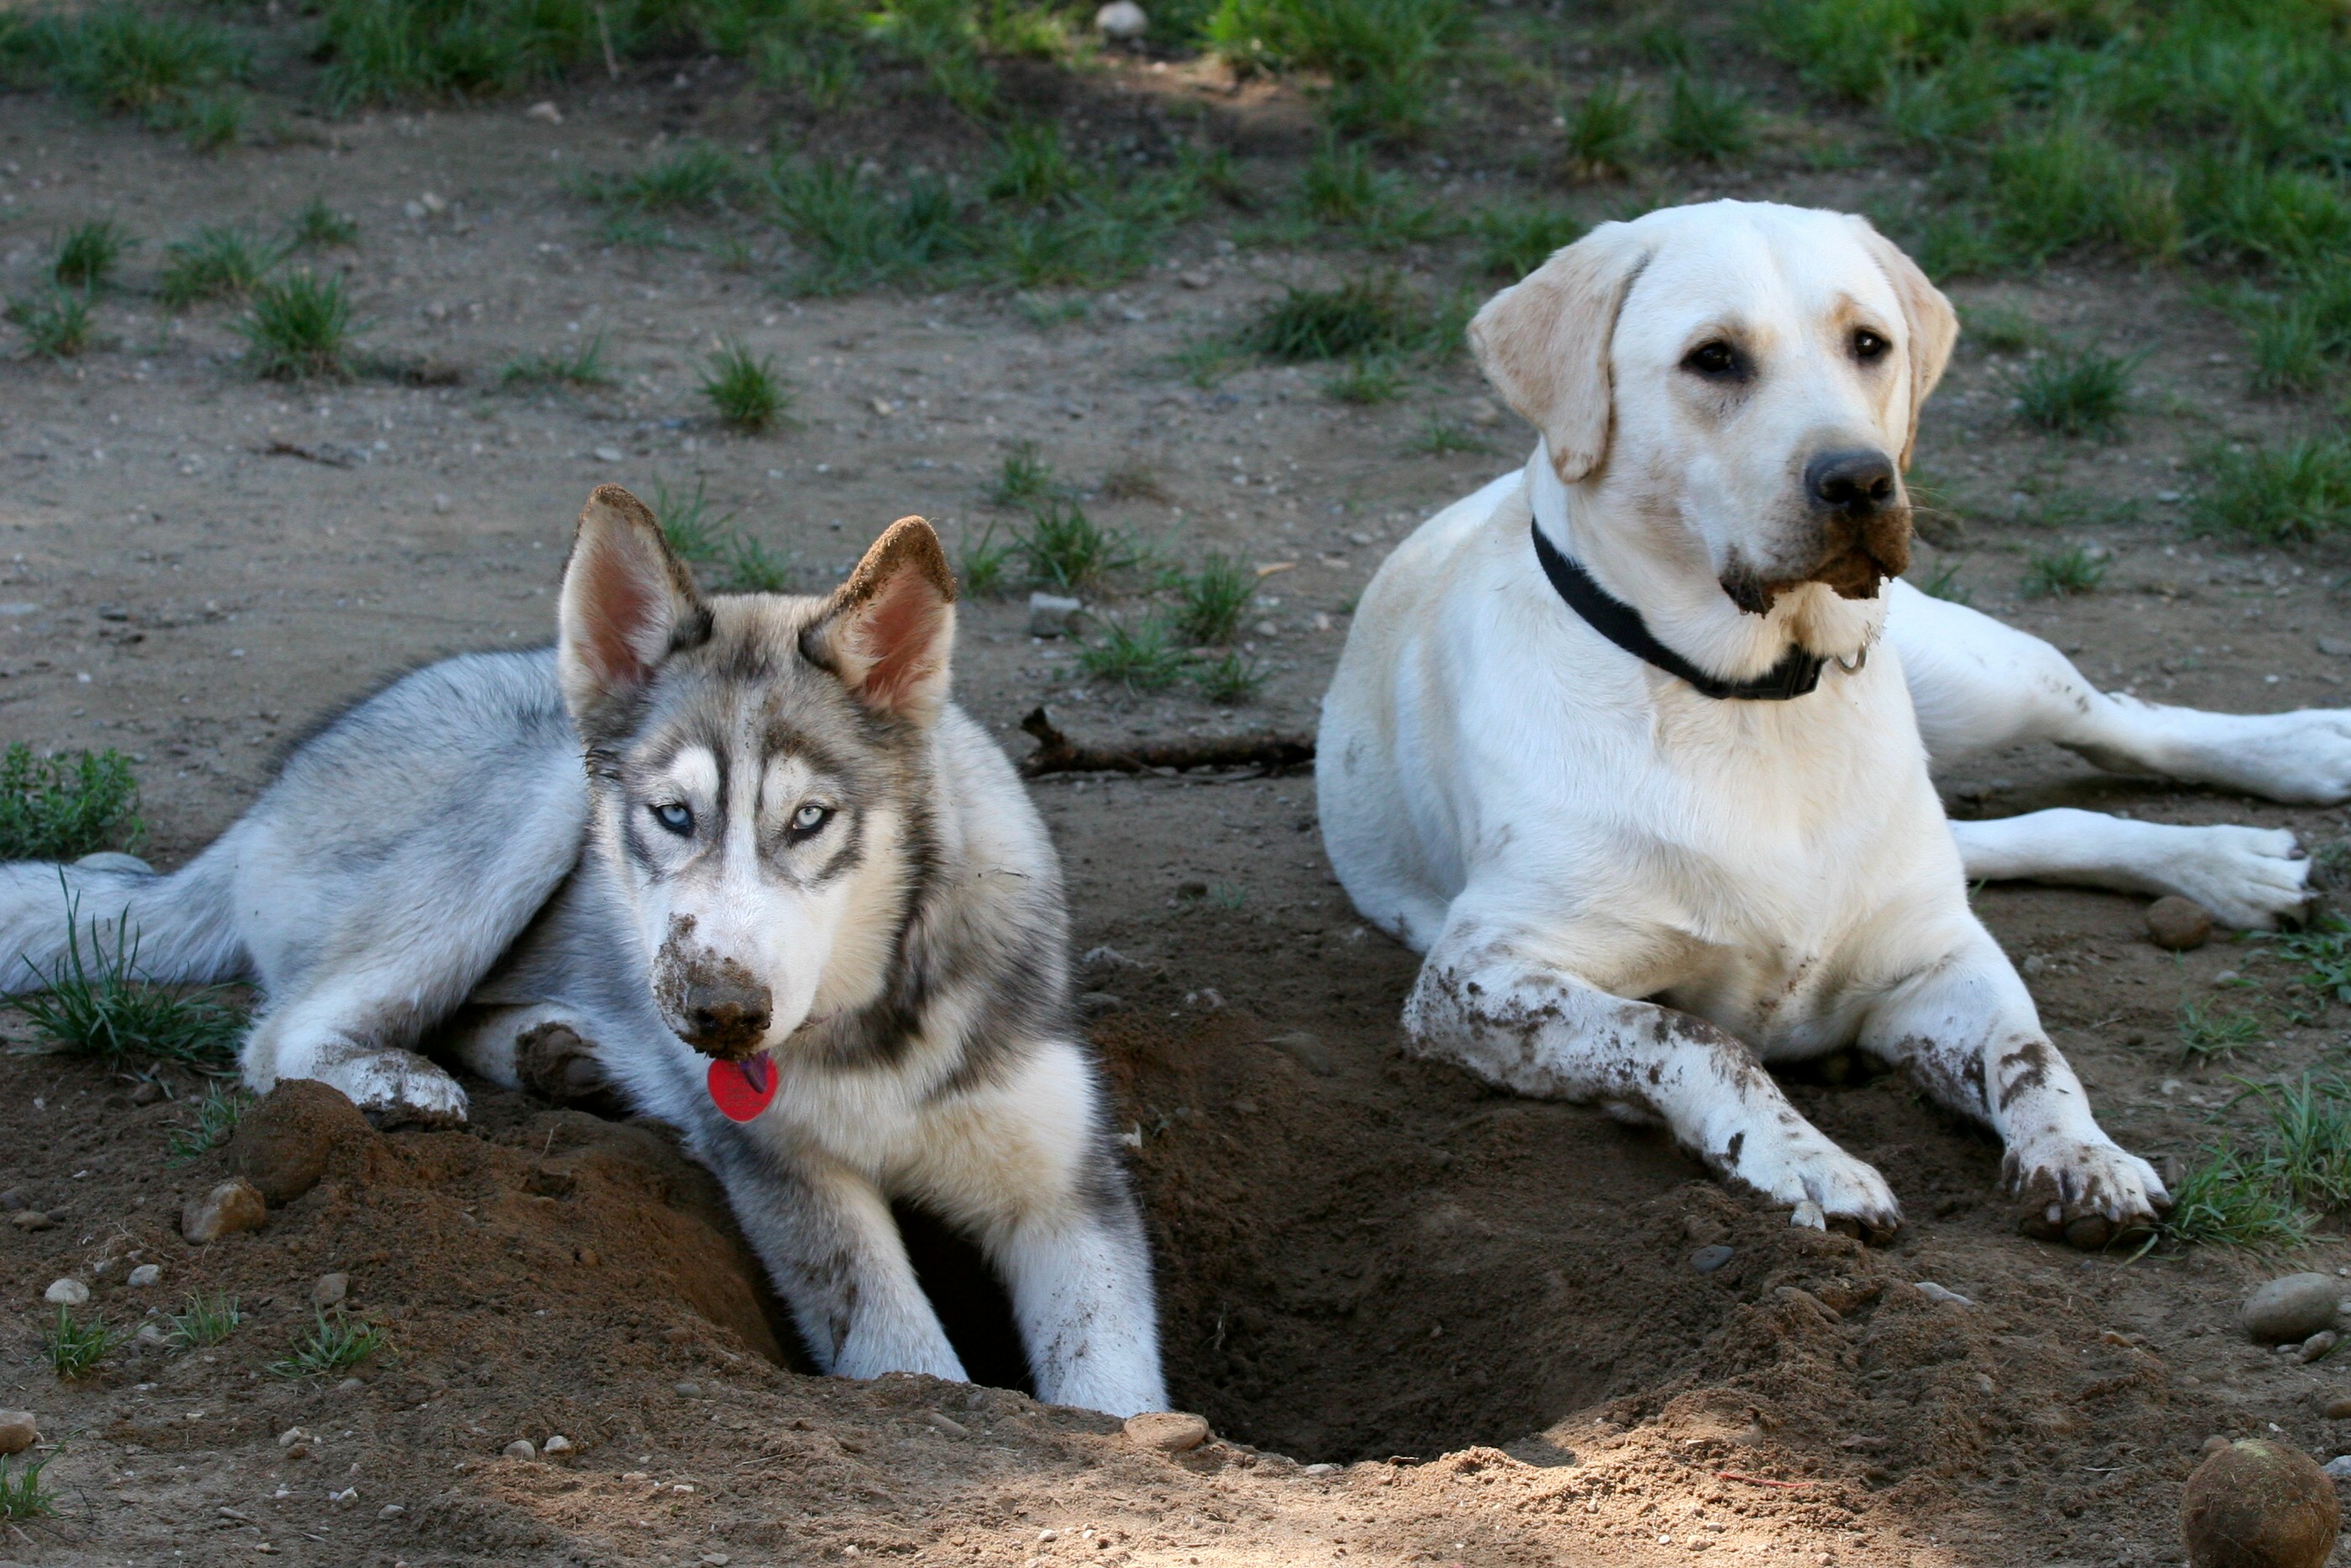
(1683, 340), (1742, 379)
(1852, 328), (1890, 363)
(650, 802), (693, 836)
(788, 803), (833, 841)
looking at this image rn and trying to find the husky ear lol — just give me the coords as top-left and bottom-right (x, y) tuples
(1850, 217), (1958, 470)
(803, 516), (959, 722)
(557, 484), (708, 717)
(1467, 220), (1651, 485)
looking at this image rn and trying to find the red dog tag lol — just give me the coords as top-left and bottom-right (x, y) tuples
(707, 1054), (777, 1122)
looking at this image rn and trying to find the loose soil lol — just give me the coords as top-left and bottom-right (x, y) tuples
(4, 53), (2351, 1568)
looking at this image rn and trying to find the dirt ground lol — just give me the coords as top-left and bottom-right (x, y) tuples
(7, 52), (2351, 1568)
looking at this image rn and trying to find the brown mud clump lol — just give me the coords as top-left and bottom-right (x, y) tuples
(2181, 1439), (2338, 1568)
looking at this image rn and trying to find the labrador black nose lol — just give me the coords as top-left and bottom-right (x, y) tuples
(680, 973), (772, 1056)
(1805, 449), (1899, 516)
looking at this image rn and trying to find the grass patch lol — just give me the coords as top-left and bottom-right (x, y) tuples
(1012, 497), (1127, 591)
(990, 441), (1058, 508)
(0, 745), (140, 860)
(2259, 914), (2351, 1006)
(1174, 553), (1256, 645)
(1323, 353), (1407, 404)
(650, 475), (734, 564)
(2021, 544), (2107, 598)
(2177, 1000), (2262, 1064)
(22, 4), (244, 116)
(240, 272), (353, 379)
(1562, 79), (1639, 178)
(499, 334), (615, 389)
(7, 291), (95, 358)
(1243, 274), (1429, 363)
(269, 1309), (387, 1377)
(700, 340), (789, 432)
(169, 1288), (243, 1349)
(1078, 614), (1187, 690)
(44, 1305), (117, 1379)
(957, 524), (1016, 598)
(2192, 436), (2351, 544)
(588, 142), (742, 212)
(1911, 560), (1970, 603)
(2160, 1141), (2313, 1250)
(0, 1452), (56, 1522)
(718, 534), (797, 593)
(54, 219), (131, 290)
(1473, 205), (1581, 280)
(1658, 72), (1749, 162)
(159, 225), (280, 308)
(1408, 416), (1492, 455)
(288, 198), (359, 250)
(14, 892), (246, 1069)
(766, 158), (973, 295)
(165, 1080), (253, 1164)
(2005, 343), (2134, 437)
(1208, 0), (1471, 140)
(175, 90), (245, 152)
(1192, 648), (1266, 703)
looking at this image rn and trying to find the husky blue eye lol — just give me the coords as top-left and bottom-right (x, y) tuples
(651, 802), (692, 835)
(789, 804), (832, 839)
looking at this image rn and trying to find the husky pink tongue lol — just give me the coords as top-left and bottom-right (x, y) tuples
(707, 1053), (777, 1122)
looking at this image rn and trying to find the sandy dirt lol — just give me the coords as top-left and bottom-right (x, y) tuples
(4, 50), (2351, 1568)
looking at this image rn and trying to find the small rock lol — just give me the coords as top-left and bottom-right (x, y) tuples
(2321, 636), (2351, 658)
(127, 1263), (162, 1288)
(503, 1440), (537, 1461)
(1915, 1281), (1973, 1307)
(278, 1427), (311, 1449)
(2327, 1456), (2351, 1480)
(1301, 1462), (1341, 1476)
(926, 1412), (969, 1438)
(44, 1278), (89, 1307)
(311, 1273), (350, 1309)
(1028, 592), (1083, 638)
(674, 1381), (702, 1398)
(2146, 896), (2215, 952)
(2304, 1330), (2342, 1364)
(543, 1435), (574, 1456)
(1094, 0), (1148, 37)
(1075, 991), (1123, 1019)
(10, 1210), (55, 1231)
(379, 1503), (406, 1519)
(417, 191), (446, 215)
(2244, 1273), (2344, 1344)
(181, 1178), (268, 1244)
(129, 1079), (163, 1105)
(1790, 1200), (1827, 1231)
(525, 100), (563, 123)
(0, 1189), (24, 1211)
(1466, 397), (1502, 426)
(1689, 1245), (1735, 1275)
(136, 1321), (168, 1346)
(1124, 1411), (1211, 1452)
(0, 1409), (37, 1456)
(1178, 269), (1213, 289)
(1774, 1286), (1841, 1324)
(2324, 1394), (2351, 1419)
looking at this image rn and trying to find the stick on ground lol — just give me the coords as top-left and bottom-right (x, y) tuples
(1017, 707), (1315, 779)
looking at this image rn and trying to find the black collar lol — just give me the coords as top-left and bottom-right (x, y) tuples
(1529, 520), (1827, 702)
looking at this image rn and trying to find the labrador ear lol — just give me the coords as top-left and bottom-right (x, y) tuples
(557, 484), (709, 720)
(1467, 221), (1651, 484)
(1851, 217), (1958, 470)
(802, 516), (959, 722)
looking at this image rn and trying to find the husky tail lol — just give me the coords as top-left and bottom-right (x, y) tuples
(0, 839), (246, 995)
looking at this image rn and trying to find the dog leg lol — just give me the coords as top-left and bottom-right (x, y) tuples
(1863, 934), (2168, 1248)
(1949, 809), (2309, 928)
(701, 1134), (968, 1386)
(1405, 920), (1902, 1236)
(244, 988), (472, 1130)
(921, 1041), (1167, 1418)
(441, 1002), (631, 1116)
(1891, 578), (2351, 801)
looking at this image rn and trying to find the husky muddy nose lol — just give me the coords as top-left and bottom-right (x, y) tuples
(1805, 448), (1898, 516)
(679, 975), (772, 1056)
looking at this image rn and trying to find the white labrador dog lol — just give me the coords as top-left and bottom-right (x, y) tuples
(1320, 200), (2351, 1246)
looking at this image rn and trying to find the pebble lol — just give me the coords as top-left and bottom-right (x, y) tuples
(1094, 0), (1148, 38)
(127, 1263), (161, 1288)
(1915, 1281), (1974, 1307)
(0, 1189), (26, 1211)
(9, 1210), (55, 1231)
(44, 1278), (89, 1307)
(130, 1079), (163, 1105)
(543, 1435), (574, 1456)
(525, 100), (562, 123)
(2326, 1456), (2351, 1480)
(136, 1322), (169, 1346)
(2324, 1394), (2351, 1419)
(503, 1440), (537, 1461)
(0, 1409), (36, 1456)
(1178, 269), (1213, 290)
(311, 1273), (350, 1309)
(1028, 592), (1083, 638)
(181, 1178), (269, 1244)
(593, 446), (624, 463)
(277, 1427), (311, 1449)
(2244, 1273), (2344, 1344)
(1124, 1411), (1211, 1452)
(2321, 636), (2351, 658)
(674, 1381), (702, 1398)
(2304, 1330), (2342, 1363)
(1689, 1245), (1735, 1274)
(378, 1503), (406, 1519)
(2145, 896), (2215, 951)
(1466, 398), (1502, 427)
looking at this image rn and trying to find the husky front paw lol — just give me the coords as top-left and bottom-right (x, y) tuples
(1715, 1125), (1903, 1241)
(2149, 823), (2311, 929)
(2003, 1133), (2168, 1249)
(515, 1022), (630, 1117)
(310, 1042), (469, 1129)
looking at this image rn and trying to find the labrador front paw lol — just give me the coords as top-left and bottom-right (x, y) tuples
(1715, 1125), (1904, 1241)
(2153, 823), (2311, 930)
(310, 1040), (469, 1129)
(2003, 1133), (2168, 1249)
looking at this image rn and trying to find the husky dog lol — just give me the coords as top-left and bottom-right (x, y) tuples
(0, 487), (1167, 1416)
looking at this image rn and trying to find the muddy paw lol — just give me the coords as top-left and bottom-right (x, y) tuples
(311, 1041), (469, 1129)
(1719, 1131), (1904, 1241)
(2003, 1135), (2169, 1250)
(2159, 824), (2311, 930)
(515, 1022), (630, 1118)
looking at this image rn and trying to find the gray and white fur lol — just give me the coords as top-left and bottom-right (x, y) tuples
(0, 485), (1167, 1417)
